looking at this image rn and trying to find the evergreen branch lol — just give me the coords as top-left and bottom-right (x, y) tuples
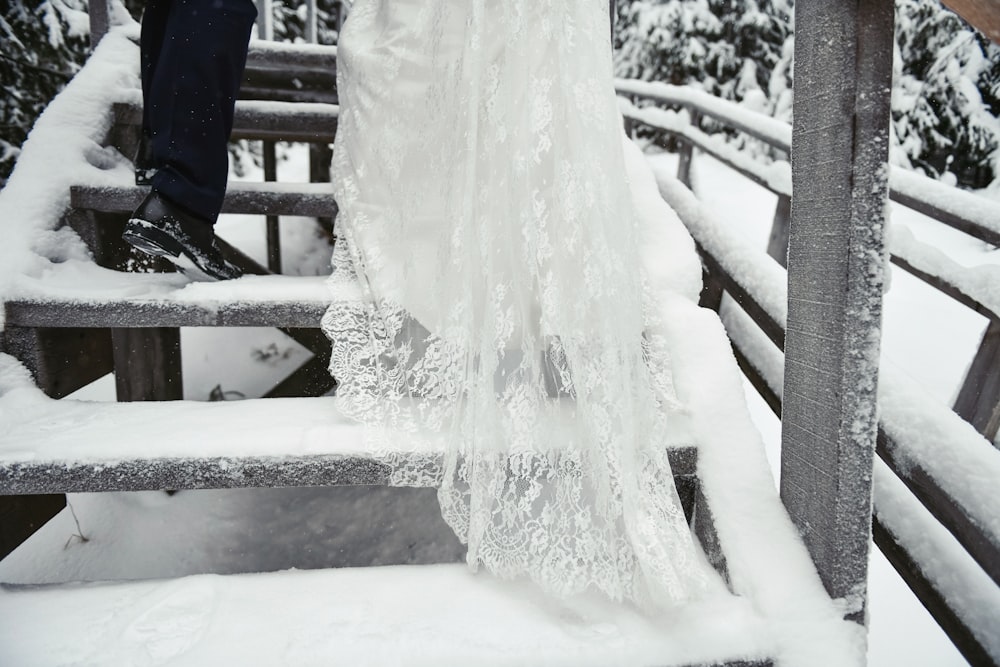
(0, 52), (75, 79)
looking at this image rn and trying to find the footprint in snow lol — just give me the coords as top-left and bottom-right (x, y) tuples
(120, 578), (217, 665)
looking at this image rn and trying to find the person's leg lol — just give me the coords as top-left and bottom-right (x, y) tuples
(136, 0), (172, 183)
(147, 0), (257, 224)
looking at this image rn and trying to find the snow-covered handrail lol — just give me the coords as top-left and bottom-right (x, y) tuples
(652, 166), (1000, 664)
(616, 80), (1000, 249)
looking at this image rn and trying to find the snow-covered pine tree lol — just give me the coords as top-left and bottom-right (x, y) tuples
(893, 0), (1000, 188)
(614, 0), (791, 106)
(1, 0), (92, 189)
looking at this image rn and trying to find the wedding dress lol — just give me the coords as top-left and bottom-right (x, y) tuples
(322, 0), (712, 608)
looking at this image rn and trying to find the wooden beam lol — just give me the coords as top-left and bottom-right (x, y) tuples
(953, 321), (1000, 441)
(782, 0), (894, 625)
(88, 0), (113, 48)
(940, 0), (1000, 43)
(1, 326), (113, 398)
(111, 328), (183, 402)
(0, 495), (65, 561)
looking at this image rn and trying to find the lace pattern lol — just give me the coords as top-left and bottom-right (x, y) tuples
(322, 0), (711, 607)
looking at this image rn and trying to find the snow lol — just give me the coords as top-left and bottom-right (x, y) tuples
(615, 79), (792, 152)
(889, 167), (1000, 242)
(873, 460), (1000, 661)
(0, 564), (772, 667)
(0, 27), (142, 328)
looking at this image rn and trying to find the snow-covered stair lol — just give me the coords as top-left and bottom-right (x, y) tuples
(0, 565), (774, 666)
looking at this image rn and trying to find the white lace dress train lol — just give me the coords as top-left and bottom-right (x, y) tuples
(322, 0), (712, 608)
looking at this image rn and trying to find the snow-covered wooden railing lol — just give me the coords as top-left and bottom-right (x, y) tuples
(615, 84), (1000, 444)
(617, 57), (1000, 667)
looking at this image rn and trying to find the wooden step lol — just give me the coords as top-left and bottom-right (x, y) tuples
(113, 98), (339, 143)
(71, 180), (336, 218)
(0, 565), (772, 666)
(0, 386), (697, 494)
(5, 273), (338, 329)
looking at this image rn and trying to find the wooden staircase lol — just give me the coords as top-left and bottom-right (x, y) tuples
(0, 24), (866, 667)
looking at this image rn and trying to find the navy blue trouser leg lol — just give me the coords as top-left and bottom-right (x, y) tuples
(141, 0), (257, 225)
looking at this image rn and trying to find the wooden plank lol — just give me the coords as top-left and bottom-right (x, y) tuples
(264, 354), (336, 398)
(263, 141), (282, 273)
(1, 326), (114, 399)
(781, 0), (894, 623)
(0, 447), (698, 495)
(766, 195), (791, 268)
(872, 515), (996, 667)
(88, 0), (113, 48)
(245, 40), (336, 70)
(877, 429), (1000, 587)
(113, 101), (339, 144)
(111, 328), (183, 402)
(0, 495), (66, 561)
(699, 248), (785, 351)
(71, 182), (336, 218)
(889, 187), (1000, 249)
(5, 299), (328, 329)
(952, 321), (1000, 442)
(888, 254), (997, 321)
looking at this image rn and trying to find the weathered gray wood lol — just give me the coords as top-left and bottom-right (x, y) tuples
(111, 328), (183, 401)
(781, 0), (894, 623)
(872, 515), (996, 667)
(0, 448), (697, 495)
(888, 255), (997, 321)
(677, 112), (700, 188)
(953, 321), (1000, 442)
(113, 101), (338, 144)
(88, 0), (113, 48)
(71, 183), (336, 218)
(699, 249), (785, 350)
(0, 495), (65, 560)
(264, 354), (335, 398)
(877, 429), (1000, 587)
(264, 141), (282, 273)
(888, 188), (1000, 248)
(5, 299), (328, 329)
(766, 195), (791, 268)
(1, 326), (113, 398)
(245, 40), (336, 70)
(690, 485), (729, 587)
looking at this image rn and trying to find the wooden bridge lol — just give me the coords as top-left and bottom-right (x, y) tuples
(0, 0), (998, 664)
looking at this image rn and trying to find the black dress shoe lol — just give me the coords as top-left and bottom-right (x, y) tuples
(123, 191), (243, 281)
(134, 134), (158, 186)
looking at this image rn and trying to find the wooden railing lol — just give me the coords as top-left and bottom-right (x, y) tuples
(616, 79), (1000, 666)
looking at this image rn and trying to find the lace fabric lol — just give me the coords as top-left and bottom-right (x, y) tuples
(322, 0), (712, 608)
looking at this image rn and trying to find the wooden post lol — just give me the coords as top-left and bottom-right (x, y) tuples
(781, 0), (894, 625)
(264, 141), (282, 273)
(953, 321), (1000, 442)
(111, 328), (183, 401)
(766, 194), (791, 267)
(88, 0), (113, 48)
(677, 111), (700, 189)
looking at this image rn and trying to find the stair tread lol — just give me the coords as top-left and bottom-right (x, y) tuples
(5, 268), (344, 327)
(113, 97), (339, 142)
(71, 179), (336, 217)
(0, 565), (771, 666)
(0, 391), (697, 493)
